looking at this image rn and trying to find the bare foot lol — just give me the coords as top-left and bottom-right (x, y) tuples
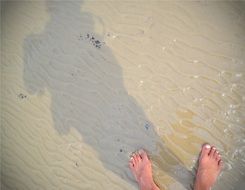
(194, 144), (223, 190)
(129, 149), (160, 190)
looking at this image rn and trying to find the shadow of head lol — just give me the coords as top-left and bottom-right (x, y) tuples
(23, 1), (194, 188)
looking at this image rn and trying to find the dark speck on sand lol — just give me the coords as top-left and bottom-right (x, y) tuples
(18, 93), (27, 99)
(144, 123), (149, 130)
(79, 33), (105, 49)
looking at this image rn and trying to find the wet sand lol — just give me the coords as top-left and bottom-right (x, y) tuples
(1, 1), (245, 190)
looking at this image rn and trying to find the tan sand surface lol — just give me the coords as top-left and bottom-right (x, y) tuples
(1, 1), (245, 190)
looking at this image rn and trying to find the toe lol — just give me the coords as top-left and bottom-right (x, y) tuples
(215, 151), (220, 160)
(136, 153), (141, 162)
(213, 150), (218, 159)
(218, 160), (223, 170)
(130, 157), (135, 167)
(129, 160), (134, 170)
(217, 153), (221, 161)
(133, 154), (138, 165)
(200, 143), (211, 158)
(139, 149), (149, 161)
(209, 146), (216, 157)
(131, 154), (137, 165)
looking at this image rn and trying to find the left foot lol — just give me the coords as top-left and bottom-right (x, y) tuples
(129, 149), (160, 190)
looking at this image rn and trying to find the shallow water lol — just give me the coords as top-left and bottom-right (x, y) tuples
(1, 1), (245, 190)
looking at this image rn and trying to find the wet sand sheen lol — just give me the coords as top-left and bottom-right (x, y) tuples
(1, 1), (245, 190)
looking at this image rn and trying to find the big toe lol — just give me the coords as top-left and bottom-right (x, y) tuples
(200, 143), (211, 158)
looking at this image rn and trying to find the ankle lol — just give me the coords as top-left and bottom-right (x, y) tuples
(139, 179), (159, 190)
(194, 181), (211, 190)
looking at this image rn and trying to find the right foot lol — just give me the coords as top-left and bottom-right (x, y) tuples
(194, 144), (223, 190)
(129, 149), (160, 190)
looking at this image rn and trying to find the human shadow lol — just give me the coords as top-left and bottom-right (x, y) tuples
(23, 1), (194, 189)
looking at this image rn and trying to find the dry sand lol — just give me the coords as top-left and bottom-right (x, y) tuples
(1, 1), (245, 190)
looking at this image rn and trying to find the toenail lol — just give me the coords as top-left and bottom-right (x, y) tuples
(205, 144), (211, 149)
